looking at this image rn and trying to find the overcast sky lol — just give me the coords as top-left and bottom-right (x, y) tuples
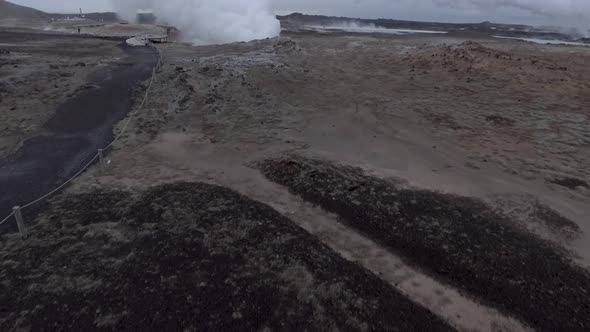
(10, 0), (590, 27)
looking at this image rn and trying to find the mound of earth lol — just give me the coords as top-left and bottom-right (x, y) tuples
(407, 40), (568, 76)
(0, 0), (48, 19)
(0, 182), (451, 331)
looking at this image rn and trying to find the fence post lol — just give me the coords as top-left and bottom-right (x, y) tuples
(98, 149), (105, 168)
(12, 206), (27, 239)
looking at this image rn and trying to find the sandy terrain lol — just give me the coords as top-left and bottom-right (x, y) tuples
(2, 25), (590, 331)
(0, 31), (124, 158)
(86, 31), (590, 253)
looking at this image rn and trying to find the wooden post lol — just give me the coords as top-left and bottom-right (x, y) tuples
(12, 206), (27, 239)
(98, 149), (105, 168)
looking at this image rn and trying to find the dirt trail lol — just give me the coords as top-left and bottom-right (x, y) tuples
(0, 43), (157, 230)
(268, 193), (531, 332)
(69, 131), (527, 331)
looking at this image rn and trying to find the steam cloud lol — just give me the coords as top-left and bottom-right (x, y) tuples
(110, 0), (589, 42)
(111, 0), (280, 45)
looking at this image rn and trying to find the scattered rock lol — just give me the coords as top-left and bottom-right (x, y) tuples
(551, 177), (589, 190)
(485, 114), (515, 127)
(205, 93), (222, 105)
(78, 84), (99, 91)
(273, 39), (302, 53)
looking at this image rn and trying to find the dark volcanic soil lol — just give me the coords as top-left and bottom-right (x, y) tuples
(0, 182), (453, 331)
(258, 157), (590, 331)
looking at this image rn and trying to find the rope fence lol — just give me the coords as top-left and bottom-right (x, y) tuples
(0, 45), (163, 238)
(0, 212), (15, 227)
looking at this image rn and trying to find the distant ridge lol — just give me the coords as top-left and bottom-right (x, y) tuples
(277, 12), (533, 33)
(0, 0), (49, 19)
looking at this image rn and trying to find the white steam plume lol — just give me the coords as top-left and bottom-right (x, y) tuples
(111, 0), (281, 45)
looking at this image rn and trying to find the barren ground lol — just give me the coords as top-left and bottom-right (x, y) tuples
(2, 26), (590, 331)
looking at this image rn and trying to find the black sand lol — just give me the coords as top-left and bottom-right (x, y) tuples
(0, 182), (453, 331)
(258, 157), (590, 331)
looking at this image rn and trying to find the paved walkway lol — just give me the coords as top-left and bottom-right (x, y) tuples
(0, 42), (157, 232)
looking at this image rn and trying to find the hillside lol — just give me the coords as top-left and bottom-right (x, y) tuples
(0, 0), (48, 18)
